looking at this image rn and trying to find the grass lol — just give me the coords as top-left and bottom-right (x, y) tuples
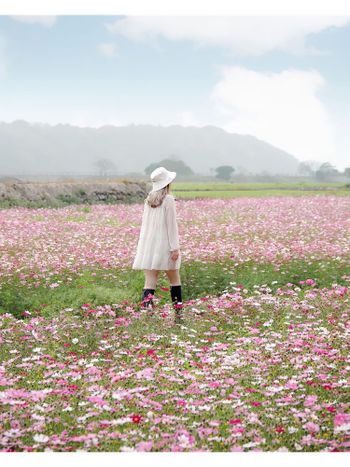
(170, 181), (350, 199)
(173, 190), (350, 199)
(1, 257), (349, 319)
(172, 181), (348, 191)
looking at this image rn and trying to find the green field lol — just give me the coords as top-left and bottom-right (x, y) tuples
(1, 256), (349, 321)
(172, 181), (350, 199)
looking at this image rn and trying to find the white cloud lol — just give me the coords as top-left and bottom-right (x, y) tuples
(10, 16), (57, 28)
(97, 42), (118, 58)
(211, 66), (336, 161)
(105, 16), (350, 55)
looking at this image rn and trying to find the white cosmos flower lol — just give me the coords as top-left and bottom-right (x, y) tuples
(334, 423), (350, 433)
(33, 434), (49, 443)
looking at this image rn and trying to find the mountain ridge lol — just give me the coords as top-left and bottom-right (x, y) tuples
(0, 120), (300, 175)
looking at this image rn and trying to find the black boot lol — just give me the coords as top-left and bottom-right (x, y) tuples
(170, 285), (182, 305)
(141, 288), (155, 309)
(170, 285), (184, 323)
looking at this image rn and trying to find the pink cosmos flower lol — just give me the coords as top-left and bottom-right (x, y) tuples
(303, 422), (320, 433)
(136, 441), (153, 451)
(209, 381), (220, 388)
(334, 413), (350, 427)
(305, 279), (316, 285)
(285, 379), (298, 390)
(304, 395), (318, 407)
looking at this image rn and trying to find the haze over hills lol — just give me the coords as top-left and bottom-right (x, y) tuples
(0, 121), (301, 176)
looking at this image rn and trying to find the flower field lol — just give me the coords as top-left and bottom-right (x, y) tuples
(0, 195), (350, 452)
(1, 196), (350, 281)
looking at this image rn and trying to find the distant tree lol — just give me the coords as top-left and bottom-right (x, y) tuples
(145, 158), (194, 176)
(215, 165), (235, 181)
(297, 161), (314, 176)
(94, 158), (117, 177)
(315, 162), (339, 181)
(343, 167), (350, 178)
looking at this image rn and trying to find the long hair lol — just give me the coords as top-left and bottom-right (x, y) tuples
(146, 184), (170, 208)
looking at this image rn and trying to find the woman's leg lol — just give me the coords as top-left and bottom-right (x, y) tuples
(166, 270), (183, 322)
(144, 269), (160, 289)
(165, 269), (181, 286)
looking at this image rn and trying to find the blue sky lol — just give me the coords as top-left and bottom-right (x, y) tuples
(0, 15), (349, 169)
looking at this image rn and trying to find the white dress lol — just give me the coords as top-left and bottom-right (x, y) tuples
(132, 194), (181, 270)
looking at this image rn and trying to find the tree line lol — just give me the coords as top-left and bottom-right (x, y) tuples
(93, 156), (350, 181)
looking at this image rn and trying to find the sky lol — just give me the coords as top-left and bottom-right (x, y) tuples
(0, 15), (350, 169)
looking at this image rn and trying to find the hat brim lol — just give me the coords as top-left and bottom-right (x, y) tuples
(150, 171), (177, 193)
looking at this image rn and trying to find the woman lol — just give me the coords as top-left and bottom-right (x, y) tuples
(132, 166), (182, 313)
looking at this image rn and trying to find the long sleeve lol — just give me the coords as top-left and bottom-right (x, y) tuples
(164, 196), (180, 251)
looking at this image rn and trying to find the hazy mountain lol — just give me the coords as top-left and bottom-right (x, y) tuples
(0, 120), (300, 176)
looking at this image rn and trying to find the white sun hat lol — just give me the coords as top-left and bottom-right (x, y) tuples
(149, 166), (177, 193)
